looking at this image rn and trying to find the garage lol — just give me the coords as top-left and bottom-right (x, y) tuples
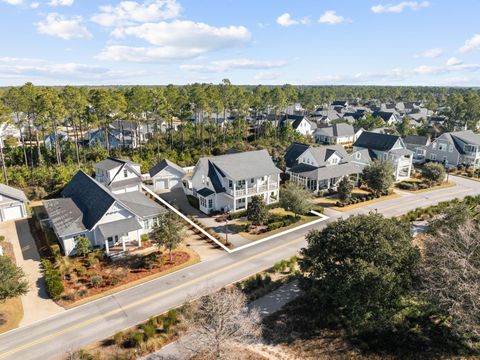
(155, 179), (169, 190)
(3, 205), (23, 221)
(149, 159), (186, 193)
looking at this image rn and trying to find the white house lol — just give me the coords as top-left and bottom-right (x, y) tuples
(314, 123), (358, 145)
(95, 158), (143, 194)
(43, 171), (166, 256)
(279, 115), (316, 136)
(0, 184), (28, 222)
(353, 131), (413, 180)
(149, 159), (186, 192)
(184, 150), (281, 214)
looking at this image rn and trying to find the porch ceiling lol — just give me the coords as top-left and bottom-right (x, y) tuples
(98, 217), (142, 239)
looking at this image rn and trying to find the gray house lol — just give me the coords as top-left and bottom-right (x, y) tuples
(44, 171), (166, 256)
(0, 184), (28, 222)
(149, 159), (186, 192)
(314, 123), (357, 145)
(353, 131), (413, 180)
(285, 143), (370, 193)
(404, 135), (431, 163)
(423, 130), (480, 168)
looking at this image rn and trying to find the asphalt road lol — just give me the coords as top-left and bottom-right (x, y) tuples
(0, 175), (478, 360)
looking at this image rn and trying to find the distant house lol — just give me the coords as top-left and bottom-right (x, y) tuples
(403, 135), (431, 163)
(0, 184), (28, 222)
(43, 171), (166, 256)
(149, 159), (186, 192)
(0, 122), (21, 143)
(332, 100), (348, 108)
(353, 131), (413, 180)
(372, 111), (402, 125)
(423, 130), (480, 168)
(279, 115), (316, 136)
(184, 150), (281, 214)
(44, 130), (70, 150)
(285, 143), (369, 193)
(314, 123), (358, 145)
(95, 158), (143, 194)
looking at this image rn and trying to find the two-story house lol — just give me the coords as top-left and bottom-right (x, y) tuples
(95, 158), (143, 194)
(314, 123), (361, 145)
(423, 130), (480, 168)
(43, 171), (166, 256)
(353, 131), (413, 180)
(403, 135), (431, 164)
(279, 115), (316, 136)
(184, 150), (281, 214)
(285, 143), (370, 193)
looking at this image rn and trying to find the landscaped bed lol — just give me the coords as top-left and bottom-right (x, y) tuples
(55, 248), (197, 308)
(0, 240), (24, 333)
(396, 179), (455, 192)
(313, 188), (399, 212)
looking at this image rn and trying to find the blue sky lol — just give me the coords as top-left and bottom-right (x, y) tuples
(0, 0), (479, 86)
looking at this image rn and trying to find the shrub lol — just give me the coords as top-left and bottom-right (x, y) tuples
(90, 274), (103, 288)
(42, 259), (64, 300)
(264, 274), (272, 285)
(266, 222), (283, 232)
(113, 331), (124, 346)
(0, 235), (4, 242)
(162, 317), (172, 333)
(140, 234), (149, 242)
(167, 309), (178, 324)
(141, 324), (156, 340)
(75, 265), (88, 277)
(130, 332), (145, 347)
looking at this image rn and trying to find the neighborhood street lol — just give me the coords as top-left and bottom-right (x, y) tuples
(0, 175), (479, 360)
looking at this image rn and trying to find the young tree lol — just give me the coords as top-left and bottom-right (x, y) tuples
(337, 176), (353, 202)
(74, 236), (91, 258)
(0, 256), (29, 302)
(300, 213), (420, 331)
(280, 181), (311, 218)
(180, 287), (261, 359)
(421, 162), (446, 184)
(418, 220), (480, 338)
(361, 159), (394, 195)
(246, 195), (269, 226)
(153, 212), (185, 262)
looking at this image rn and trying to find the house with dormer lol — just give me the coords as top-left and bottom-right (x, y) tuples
(95, 158), (143, 194)
(184, 150), (281, 214)
(353, 131), (413, 180)
(423, 130), (480, 168)
(285, 143), (370, 193)
(43, 171), (166, 256)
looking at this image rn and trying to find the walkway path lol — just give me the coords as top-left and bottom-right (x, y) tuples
(0, 219), (64, 327)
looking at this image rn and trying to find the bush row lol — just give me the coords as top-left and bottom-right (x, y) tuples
(42, 259), (64, 300)
(335, 192), (387, 207)
(397, 180), (431, 191)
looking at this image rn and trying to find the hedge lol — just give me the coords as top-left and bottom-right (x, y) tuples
(42, 259), (64, 300)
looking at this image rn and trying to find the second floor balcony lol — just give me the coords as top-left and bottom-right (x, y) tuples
(233, 182), (278, 197)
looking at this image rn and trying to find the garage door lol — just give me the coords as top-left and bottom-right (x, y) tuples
(155, 179), (168, 190)
(169, 179), (179, 188)
(3, 205), (23, 221)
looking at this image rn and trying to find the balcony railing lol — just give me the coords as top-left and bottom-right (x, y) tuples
(233, 182), (279, 197)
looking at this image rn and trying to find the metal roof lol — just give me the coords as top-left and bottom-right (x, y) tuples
(0, 184), (28, 203)
(98, 217), (142, 239)
(43, 198), (86, 237)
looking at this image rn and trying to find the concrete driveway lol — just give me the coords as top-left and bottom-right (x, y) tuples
(0, 219), (63, 326)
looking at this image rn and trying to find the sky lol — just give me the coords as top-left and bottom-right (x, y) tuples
(0, 0), (479, 86)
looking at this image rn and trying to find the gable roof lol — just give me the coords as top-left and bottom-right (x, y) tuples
(280, 115), (315, 130)
(372, 111), (396, 122)
(307, 145), (349, 166)
(315, 123), (354, 138)
(149, 159), (186, 178)
(404, 135), (429, 146)
(96, 157), (140, 172)
(202, 150), (281, 181)
(43, 198), (86, 237)
(353, 131), (400, 152)
(0, 184), (28, 202)
(284, 143), (310, 168)
(450, 130), (480, 146)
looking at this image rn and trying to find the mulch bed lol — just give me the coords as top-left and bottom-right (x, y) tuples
(58, 251), (190, 307)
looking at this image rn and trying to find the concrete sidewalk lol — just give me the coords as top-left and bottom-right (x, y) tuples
(142, 281), (301, 360)
(0, 219), (64, 326)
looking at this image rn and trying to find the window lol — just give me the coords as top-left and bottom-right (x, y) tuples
(250, 178), (255, 184)
(443, 156), (448, 164)
(430, 153), (437, 161)
(432, 142), (437, 150)
(208, 199), (213, 208)
(438, 143), (447, 152)
(143, 219), (149, 229)
(355, 152), (361, 160)
(449, 145), (454, 152)
(124, 169), (128, 178)
(228, 180), (233, 188)
(383, 153), (388, 160)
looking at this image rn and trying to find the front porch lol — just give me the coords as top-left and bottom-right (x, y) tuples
(97, 217), (143, 256)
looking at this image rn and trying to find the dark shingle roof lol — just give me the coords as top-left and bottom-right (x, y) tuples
(197, 188), (215, 197)
(353, 131), (400, 152)
(96, 157), (140, 171)
(404, 135), (429, 146)
(43, 198), (86, 237)
(149, 159), (186, 178)
(115, 192), (166, 218)
(62, 171), (116, 230)
(284, 143), (310, 168)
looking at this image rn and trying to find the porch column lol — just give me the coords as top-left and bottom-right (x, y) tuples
(137, 230), (141, 247)
(122, 236), (126, 252)
(316, 179), (319, 193)
(105, 239), (110, 256)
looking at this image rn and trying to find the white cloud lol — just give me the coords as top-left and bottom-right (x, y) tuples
(459, 34), (480, 53)
(0, 0), (23, 5)
(414, 47), (443, 58)
(276, 12), (309, 27)
(318, 11), (346, 25)
(48, 0), (73, 6)
(30, 1), (39, 8)
(446, 57), (462, 66)
(36, 13), (92, 40)
(91, 0), (181, 27)
(371, 1), (430, 14)
(180, 59), (288, 73)
(99, 20), (251, 61)
(255, 72), (280, 81)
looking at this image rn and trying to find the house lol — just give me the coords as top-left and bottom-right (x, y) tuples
(372, 111), (402, 125)
(43, 171), (166, 256)
(184, 150), (281, 214)
(0, 122), (21, 143)
(404, 135), (431, 163)
(95, 158), (143, 194)
(353, 131), (413, 180)
(149, 159), (186, 192)
(44, 130), (70, 150)
(423, 130), (480, 168)
(285, 143), (368, 193)
(0, 184), (28, 222)
(280, 115), (316, 136)
(87, 126), (137, 149)
(314, 123), (357, 145)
